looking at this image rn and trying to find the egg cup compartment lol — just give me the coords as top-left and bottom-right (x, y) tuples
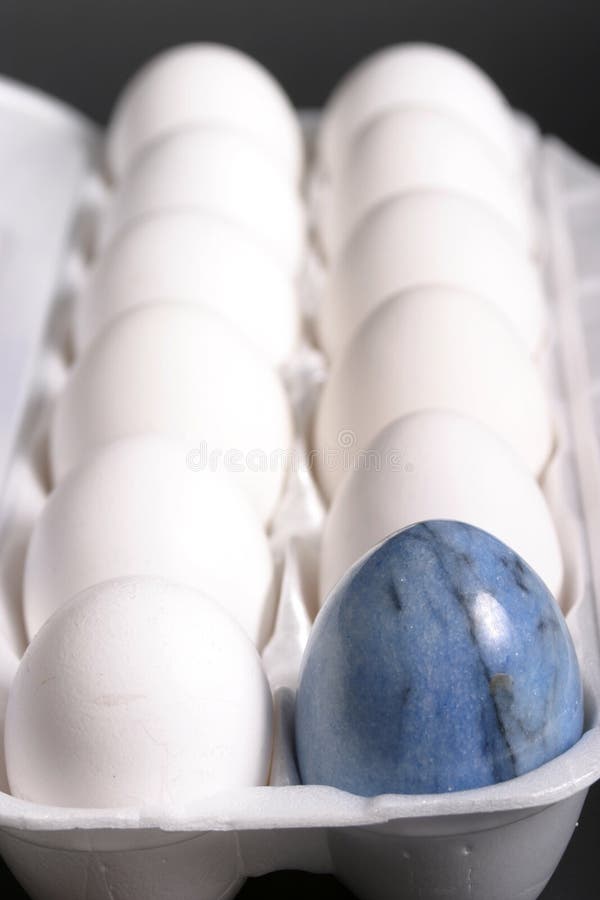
(0, 77), (599, 900)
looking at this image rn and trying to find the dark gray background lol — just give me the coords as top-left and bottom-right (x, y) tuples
(2, 0), (600, 162)
(1, 1), (599, 897)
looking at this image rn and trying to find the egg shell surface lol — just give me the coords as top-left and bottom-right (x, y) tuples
(6, 576), (274, 809)
(76, 211), (299, 365)
(314, 287), (554, 501)
(319, 43), (521, 179)
(106, 43), (303, 183)
(100, 127), (305, 276)
(320, 191), (547, 360)
(320, 410), (563, 603)
(51, 303), (293, 524)
(321, 108), (533, 260)
(25, 435), (275, 647)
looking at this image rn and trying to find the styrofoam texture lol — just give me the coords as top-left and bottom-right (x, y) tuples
(0, 635), (18, 796)
(0, 78), (598, 900)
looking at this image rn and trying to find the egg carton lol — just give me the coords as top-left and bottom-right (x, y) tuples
(0, 75), (599, 900)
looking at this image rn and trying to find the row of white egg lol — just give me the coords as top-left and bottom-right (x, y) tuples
(310, 45), (564, 608)
(318, 109), (535, 264)
(3, 45), (310, 807)
(32, 41), (308, 641)
(314, 44), (546, 361)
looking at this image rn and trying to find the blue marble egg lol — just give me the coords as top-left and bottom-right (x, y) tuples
(295, 520), (583, 795)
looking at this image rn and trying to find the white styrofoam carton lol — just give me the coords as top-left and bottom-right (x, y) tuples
(0, 77), (599, 900)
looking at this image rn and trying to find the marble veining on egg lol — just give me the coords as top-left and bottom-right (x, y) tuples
(295, 521), (583, 796)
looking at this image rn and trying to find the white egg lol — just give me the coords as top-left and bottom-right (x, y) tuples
(320, 108), (534, 259)
(100, 128), (305, 275)
(5, 576), (273, 809)
(321, 410), (564, 604)
(0, 631), (18, 794)
(313, 287), (554, 501)
(319, 192), (547, 360)
(106, 43), (303, 183)
(51, 303), (292, 525)
(25, 435), (274, 647)
(319, 43), (521, 180)
(75, 211), (300, 365)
